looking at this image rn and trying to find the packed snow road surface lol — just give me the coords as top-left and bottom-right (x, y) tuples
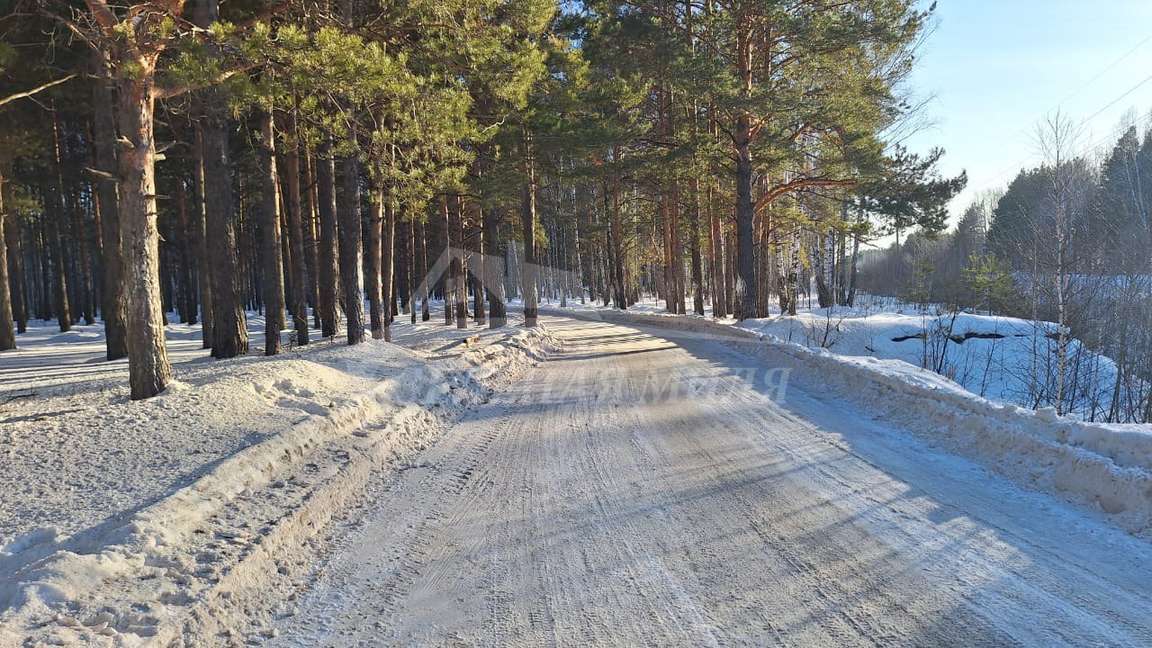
(274, 315), (1152, 647)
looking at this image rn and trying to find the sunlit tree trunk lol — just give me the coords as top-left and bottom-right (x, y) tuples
(116, 68), (172, 399)
(258, 110), (284, 355)
(521, 130), (539, 327)
(0, 176), (14, 351)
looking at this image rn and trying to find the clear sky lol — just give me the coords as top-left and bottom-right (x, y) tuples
(902, 0), (1152, 226)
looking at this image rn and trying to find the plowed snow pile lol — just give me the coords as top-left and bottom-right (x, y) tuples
(0, 320), (557, 646)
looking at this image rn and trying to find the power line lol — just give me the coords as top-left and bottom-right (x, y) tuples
(1082, 72), (1152, 125)
(964, 33), (1152, 197)
(1045, 33), (1152, 114)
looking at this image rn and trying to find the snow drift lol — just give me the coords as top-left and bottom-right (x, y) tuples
(0, 325), (558, 646)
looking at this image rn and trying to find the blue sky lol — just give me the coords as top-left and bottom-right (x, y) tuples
(902, 0), (1152, 225)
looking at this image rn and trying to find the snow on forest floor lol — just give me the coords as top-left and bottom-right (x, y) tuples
(0, 307), (556, 645)
(549, 299), (1152, 537)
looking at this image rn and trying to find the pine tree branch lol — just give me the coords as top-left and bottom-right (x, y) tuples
(152, 63), (257, 100)
(754, 177), (857, 214)
(0, 73), (79, 109)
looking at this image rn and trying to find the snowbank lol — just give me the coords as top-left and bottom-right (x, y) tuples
(0, 322), (558, 646)
(557, 297), (1144, 422)
(736, 308), (1144, 422)
(550, 306), (1152, 537)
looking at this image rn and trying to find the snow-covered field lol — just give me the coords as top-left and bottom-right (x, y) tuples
(0, 310), (557, 645)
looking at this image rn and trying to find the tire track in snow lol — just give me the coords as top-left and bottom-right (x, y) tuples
(272, 316), (1152, 647)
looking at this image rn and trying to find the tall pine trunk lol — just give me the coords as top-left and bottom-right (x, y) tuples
(316, 141), (340, 337)
(116, 69), (172, 399)
(5, 208), (26, 334)
(707, 181), (726, 318)
(689, 176), (705, 315)
(91, 59), (126, 358)
(418, 219), (430, 322)
(192, 129), (214, 348)
(259, 110), (285, 355)
(473, 203), (487, 324)
(381, 194), (396, 341)
(280, 116), (309, 346)
(452, 195), (467, 329)
(337, 152), (364, 344)
(301, 143), (321, 329)
(49, 112), (72, 332)
(0, 176), (14, 350)
(202, 108), (247, 358)
(608, 173), (626, 309)
(485, 207), (507, 327)
(366, 186), (384, 339)
(521, 131), (539, 327)
(439, 197), (454, 326)
(734, 26), (757, 320)
(196, 0), (246, 359)
(734, 128), (756, 321)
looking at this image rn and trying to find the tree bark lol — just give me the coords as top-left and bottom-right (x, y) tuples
(366, 185), (384, 339)
(381, 193), (396, 342)
(5, 208), (26, 334)
(201, 106), (247, 358)
(608, 173), (626, 309)
(301, 143), (321, 329)
(337, 151), (364, 344)
(846, 231), (860, 307)
(485, 207), (507, 327)
(689, 176), (705, 315)
(707, 181), (726, 318)
(0, 176), (15, 350)
(259, 110), (285, 355)
(521, 131), (539, 327)
(280, 116), (309, 346)
(49, 112), (72, 332)
(452, 195), (467, 329)
(116, 70), (173, 399)
(440, 196), (454, 326)
(90, 61), (126, 355)
(473, 202), (486, 324)
(734, 25), (757, 320)
(418, 219), (430, 321)
(195, 0), (246, 359)
(316, 141), (340, 337)
(192, 128), (214, 348)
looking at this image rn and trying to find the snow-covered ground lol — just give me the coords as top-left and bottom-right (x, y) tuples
(560, 294), (1147, 422)
(268, 315), (1152, 646)
(548, 300), (1152, 537)
(3, 299), (1150, 644)
(0, 308), (557, 645)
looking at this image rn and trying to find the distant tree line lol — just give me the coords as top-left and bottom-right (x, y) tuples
(859, 117), (1152, 423)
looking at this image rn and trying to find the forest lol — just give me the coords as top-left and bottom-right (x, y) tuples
(2, 0), (974, 401)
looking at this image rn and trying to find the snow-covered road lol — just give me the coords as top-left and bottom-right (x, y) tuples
(272, 315), (1152, 646)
